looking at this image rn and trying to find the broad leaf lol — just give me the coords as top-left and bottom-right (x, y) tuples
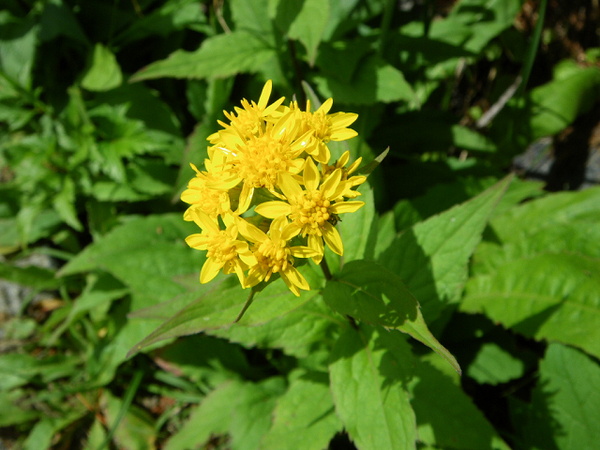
(324, 260), (460, 373)
(512, 343), (600, 450)
(130, 31), (276, 82)
(261, 370), (342, 450)
(409, 355), (511, 450)
(329, 325), (416, 450)
(461, 253), (600, 360)
(81, 43), (123, 91)
(379, 175), (512, 326)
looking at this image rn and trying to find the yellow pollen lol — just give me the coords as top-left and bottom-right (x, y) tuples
(233, 134), (292, 189)
(253, 238), (293, 280)
(206, 231), (237, 264)
(291, 191), (332, 236)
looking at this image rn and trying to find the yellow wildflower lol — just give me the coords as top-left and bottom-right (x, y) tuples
(237, 216), (319, 296)
(208, 111), (313, 214)
(289, 98), (359, 164)
(185, 210), (255, 287)
(320, 150), (367, 199)
(254, 158), (364, 262)
(208, 80), (285, 145)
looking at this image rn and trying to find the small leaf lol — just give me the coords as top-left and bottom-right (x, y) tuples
(286, 0), (330, 65)
(81, 44), (123, 91)
(356, 147), (389, 176)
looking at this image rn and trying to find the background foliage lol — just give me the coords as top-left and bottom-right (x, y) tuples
(1, 0), (600, 449)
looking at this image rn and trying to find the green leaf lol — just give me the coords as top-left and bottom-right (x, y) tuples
(409, 355), (511, 450)
(514, 343), (600, 450)
(337, 182), (377, 263)
(230, 377), (286, 450)
(286, 0), (330, 65)
(231, 0), (271, 35)
(23, 410), (86, 450)
(209, 293), (342, 359)
(39, 0), (88, 43)
(164, 381), (242, 450)
(128, 266), (323, 355)
(461, 253), (600, 360)
(101, 390), (157, 450)
(130, 31), (276, 82)
(379, 175), (512, 327)
(0, 390), (40, 427)
(314, 55), (416, 105)
(324, 260), (460, 374)
(0, 261), (59, 290)
(0, 353), (82, 391)
(81, 43), (123, 91)
(261, 370), (342, 450)
(0, 12), (38, 89)
(58, 213), (204, 304)
(329, 325), (417, 450)
(52, 176), (83, 231)
(466, 343), (525, 385)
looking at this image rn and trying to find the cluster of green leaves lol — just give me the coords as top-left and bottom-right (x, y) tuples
(2, 0), (600, 449)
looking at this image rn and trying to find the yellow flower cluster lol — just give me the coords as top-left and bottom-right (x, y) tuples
(181, 81), (366, 296)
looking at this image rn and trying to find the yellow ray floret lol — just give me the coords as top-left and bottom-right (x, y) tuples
(254, 158), (364, 262)
(237, 216), (319, 296)
(185, 211), (256, 287)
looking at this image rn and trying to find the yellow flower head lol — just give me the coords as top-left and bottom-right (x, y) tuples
(290, 98), (359, 164)
(185, 211), (255, 287)
(181, 155), (231, 220)
(320, 150), (367, 199)
(254, 158), (364, 262)
(237, 216), (318, 296)
(209, 111), (313, 214)
(208, 80), (285, 144)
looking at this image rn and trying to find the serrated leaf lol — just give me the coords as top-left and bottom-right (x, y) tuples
(515, 343), (600, 450)
(324, 260), (460, 374)
(379, 175), (512, 326)
(130, 31), (275, 82)
(329, 325), (417, 450)
(261, 370), (342, 450)
(81, 43), (123, 91)
(461, 253), (600, 360)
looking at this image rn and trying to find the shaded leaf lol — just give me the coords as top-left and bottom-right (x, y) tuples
(329, 325), (416, 450)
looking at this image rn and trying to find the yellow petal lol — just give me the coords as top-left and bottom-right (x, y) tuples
(245, 268), (264, 288)
(237, 217), (267, 243)
(329, 112), (358, 128)
(308, 234), (324, 264)
(281, 222), (302, 241)
(258, 80), (273, 110)
(200, 258), (223, 284)
(185, 233), (208, 249)
(323, 222), (343, 255)
(278, 172), (303, 200)
(236, 184), (254, 215)
(303, 157), (320, 191)
(255, 201), (292, 219)
(290, 245), (319, 258)
(317, 98), (333, 115)
(331, 128), (358, 141)
(233, 263), (246, 289)
(191, 210), (220, 233)
(329, 201), (365, 214)
(284, 266), (310, 291)
(320, 169), (342, 198)
(279, 271), (301, 296)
